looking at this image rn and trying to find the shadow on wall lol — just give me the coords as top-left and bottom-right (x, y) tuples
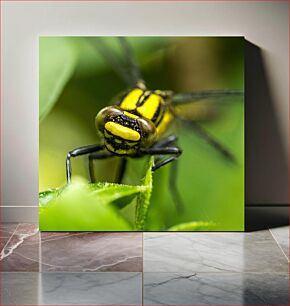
(245, 41), (288, 231)
(246, 207), (288, 231)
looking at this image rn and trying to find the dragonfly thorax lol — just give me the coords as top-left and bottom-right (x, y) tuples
(95, 87), (174, 155)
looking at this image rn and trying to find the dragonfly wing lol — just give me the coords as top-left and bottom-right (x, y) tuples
(171, 89), (244, 121)
(118, 37), (144, 87)
(87, 37), (143, 88)
(172, 89), (244, 105)
(177, 118), (237, 163)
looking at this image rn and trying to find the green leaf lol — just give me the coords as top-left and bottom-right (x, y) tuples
(135, 157), (154, 230)
(39, 37), (79, 121)
(39, 188), (61, 206)
(167, 221), (216, 231)
(39, 156), (154, 231)
(39, 171), (155, 231)
(88, 182), (146, 205)
(39, 182), (145, 231)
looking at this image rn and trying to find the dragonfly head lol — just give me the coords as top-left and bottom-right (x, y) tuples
(95, 106), (157, 155)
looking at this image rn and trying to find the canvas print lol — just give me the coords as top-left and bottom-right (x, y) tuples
(39, 37), (244, 231)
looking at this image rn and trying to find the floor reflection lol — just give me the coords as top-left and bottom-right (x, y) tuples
(143, 272), (288, 305)
(143, 230), (288, 273)
(0, 222), (288, 305)
(2, 272), (142, 305)
(41, 232), (143, 272)
(1, 272), (39, 305)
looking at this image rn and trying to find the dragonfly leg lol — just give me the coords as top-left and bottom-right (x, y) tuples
(142, 146), (182, 171)
(152, 135), (178, 148)
(89, 153), (127, 184)
(142, 140), (184, 213)
(66, 144), (104, 184)
(169, 160), (184, 213)
(88, 151), (113, 183)
(153, 135), (184, 212)
(115, 158), (128, 184)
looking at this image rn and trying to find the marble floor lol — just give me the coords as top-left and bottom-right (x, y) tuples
(0, 223), (289, 305)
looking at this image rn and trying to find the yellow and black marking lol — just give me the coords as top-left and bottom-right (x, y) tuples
(119, 87), (173, 139)
(119, 88), (144, 111)
(103, 113), (142, 155)
(105, 122), (140, 141)
(95, 87), (174, 156)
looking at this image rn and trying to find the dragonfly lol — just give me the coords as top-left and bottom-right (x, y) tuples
(66, 37), (243, 212)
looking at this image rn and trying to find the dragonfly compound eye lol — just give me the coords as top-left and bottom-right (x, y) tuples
(95, 106), (157, 155)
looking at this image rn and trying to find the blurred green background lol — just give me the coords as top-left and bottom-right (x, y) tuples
(39, 37), (244, 231)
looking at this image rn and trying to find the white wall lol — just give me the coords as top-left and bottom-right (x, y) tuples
(1, 1), (288, 221)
